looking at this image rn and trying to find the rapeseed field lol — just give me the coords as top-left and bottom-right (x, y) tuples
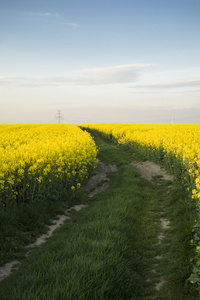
(0, 124), (98, 205)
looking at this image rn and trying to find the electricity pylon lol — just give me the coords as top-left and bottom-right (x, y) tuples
(55, 110), (64, 124)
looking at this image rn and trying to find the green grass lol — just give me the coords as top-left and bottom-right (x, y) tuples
(0, 134), (199, 299)
(0, 193), (84, 265)
(158, 188), (199, 299)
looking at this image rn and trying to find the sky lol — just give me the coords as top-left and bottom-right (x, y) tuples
(1, 0), (200, 124)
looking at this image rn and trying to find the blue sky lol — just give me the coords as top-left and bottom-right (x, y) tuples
(1, 0), (200, 124)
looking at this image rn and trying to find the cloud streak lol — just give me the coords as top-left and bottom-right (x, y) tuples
(67, 64), (150, 85)
(132, 78), (200, 89)
(29, 12), (79, 28)
(40, 12), (60, 17)
(0, 64), (150, 87)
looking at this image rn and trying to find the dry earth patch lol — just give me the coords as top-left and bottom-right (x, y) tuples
(81, 161), (117, 197)
(131, 161), (174, 182)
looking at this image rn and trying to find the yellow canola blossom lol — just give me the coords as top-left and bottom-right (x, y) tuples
(84, 124), (200, 202)
(0, 124), (98, 204)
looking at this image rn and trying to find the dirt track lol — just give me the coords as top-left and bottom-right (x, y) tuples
(131, 161), (174, 182)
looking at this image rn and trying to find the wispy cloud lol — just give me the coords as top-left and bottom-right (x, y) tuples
(40, 12), (60, 17)
(30, 12), (60, 18)
(29, 12), (79, 28)
(68, 64), (150, 85)
(132, 78), (200, 89)
(155, 105), (193, 111)
(0, 64), (150, 87)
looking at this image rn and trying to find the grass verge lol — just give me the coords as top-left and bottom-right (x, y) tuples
(0, 193), (85, 265)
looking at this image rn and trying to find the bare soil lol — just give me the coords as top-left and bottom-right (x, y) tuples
(81, 161), (117, 197)
(131, 161), (174, 182)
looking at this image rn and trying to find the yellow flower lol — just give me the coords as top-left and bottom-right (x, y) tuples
(0, 124), (98, 203)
